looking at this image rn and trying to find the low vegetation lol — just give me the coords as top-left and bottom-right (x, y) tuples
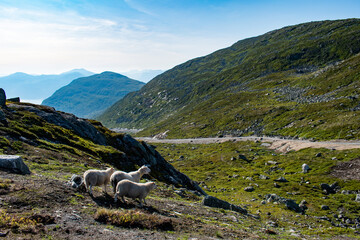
(154, 140), (360, 238)
(98, 19), (360, 141)
(1, 103), (360, 238)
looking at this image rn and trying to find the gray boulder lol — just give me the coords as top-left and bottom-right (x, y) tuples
(70, 174), (86, 191)
(265, 194), (305, 213)
(302, 163), (310, 173)
(0, 109), (7, 125)
(0, 155), (31, 174)
(275, 176), (288, 182)
(355, 194), (360, 202)
(202, 195), (247, 214)
(244, 186), (255, 192)
(7, 97), (20, 103)
(320, 182), (339, 194)
(0, 88), (5, 107)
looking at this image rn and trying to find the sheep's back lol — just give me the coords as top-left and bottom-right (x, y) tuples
(116, 180), (143, 198)
(84, 170), (107, 186)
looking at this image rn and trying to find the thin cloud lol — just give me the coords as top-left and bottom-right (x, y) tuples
(123, 0), (157, 16)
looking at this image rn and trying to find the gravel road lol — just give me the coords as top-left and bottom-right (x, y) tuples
(136, 136), (360, 153)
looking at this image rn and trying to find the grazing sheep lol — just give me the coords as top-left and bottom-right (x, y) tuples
(114, 179), (157, 206)
(110, 165), (151, 193)
(83, 167), (115, 195)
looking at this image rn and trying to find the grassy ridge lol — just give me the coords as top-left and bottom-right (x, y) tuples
(97, 19), (360, 140)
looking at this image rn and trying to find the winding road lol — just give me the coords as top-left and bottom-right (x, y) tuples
(136, 136), (360, 152)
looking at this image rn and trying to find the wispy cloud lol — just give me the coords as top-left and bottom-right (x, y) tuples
(123, 0), (157, 16)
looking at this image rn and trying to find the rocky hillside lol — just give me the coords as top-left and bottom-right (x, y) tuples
(42, 71), (145, 118)
(2, 92), (360, 239)
(97, 19), (360, 140)
(0, 99), (201, 193)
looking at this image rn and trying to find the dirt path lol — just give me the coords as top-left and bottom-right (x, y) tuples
(137, 136), (360, 152)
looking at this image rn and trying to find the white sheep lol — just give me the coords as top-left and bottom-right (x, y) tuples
(110, 165), (151, 193)
(114, 179), (157, 206)
(83, 167), (115, 195)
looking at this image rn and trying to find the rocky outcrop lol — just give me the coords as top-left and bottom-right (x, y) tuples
(264, 194), (306, 213)
(320, 182), (340, 194)
(115, 134), (206, 194)
(0, 155), (31, 175)
(202, 195), (247, 214)
(0, 88), (6, 107)
(4, 103), (204, 194)
(8, 104), (107, 145)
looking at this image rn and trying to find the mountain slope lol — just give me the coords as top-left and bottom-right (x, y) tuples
(42, 71), (145, 119)
(0, 69), (93, 102)
(97, 19), (360, 140)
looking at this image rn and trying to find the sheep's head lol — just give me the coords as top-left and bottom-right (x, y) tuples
(106, 167), (115, 174)
(140, 165), (151, 175)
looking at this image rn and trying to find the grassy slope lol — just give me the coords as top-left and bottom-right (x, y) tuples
(97, 19), (360, 140)
(154, 141), (360, 238)
(1, 103), (360, 238)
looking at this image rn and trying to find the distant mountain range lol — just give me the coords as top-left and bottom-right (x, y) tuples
(0, 68), (94, 103)
(42, 71), (145, 119)
(97, 19), (360, 140)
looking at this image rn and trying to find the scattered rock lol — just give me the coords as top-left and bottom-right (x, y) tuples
(315, 153), (322, 157)
(265, 194), (305, 213)
(275, 176), (288, 182)
(238, 154), (249, 162)
(302, 163), (310, 173)
(321, 205), (330, 210)
(174, 189), (186, 198)
(259, 174), (270, 180)
(299, 200), (308, 211)
(274, 183), (280, 188)
(202, 195), (247, 214)
(266, 221), (278, 228)
(244, 186), (255, 192)
(320, 182), (339, 194)
(0, 155), (31, 175)
(355, 194), (360, 202)
(267, 161), (278, 165)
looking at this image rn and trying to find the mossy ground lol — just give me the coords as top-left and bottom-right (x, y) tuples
(1, 102), (360, 238)
(154, 140), (360, 239)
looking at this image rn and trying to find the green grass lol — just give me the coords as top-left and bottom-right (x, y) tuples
(98, 19), (360, 141)
(154, 140), (360, 238)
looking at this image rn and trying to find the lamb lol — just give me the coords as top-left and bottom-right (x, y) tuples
(114, 179), (157, 206)
(110, 165), (151, 193)
(83, 167), (115, 195)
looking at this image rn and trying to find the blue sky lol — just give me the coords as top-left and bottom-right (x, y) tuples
(0, 0), (359, 75)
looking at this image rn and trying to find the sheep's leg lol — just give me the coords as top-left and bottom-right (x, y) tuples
(138, 198), (144, 207)
(121, 196), (126, 203)
(103, 184), (107, 193)
(114, 193), (118, 203)
(112, 181), (116, 194)
(143, 198), (147, 205)
(89, 185), (93, 196)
